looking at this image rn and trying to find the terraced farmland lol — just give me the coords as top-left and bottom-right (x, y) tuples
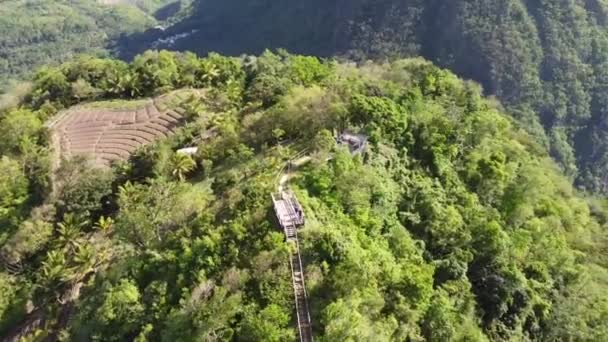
(49, 91), (196, 167)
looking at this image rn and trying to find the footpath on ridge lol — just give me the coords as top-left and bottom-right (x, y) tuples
(272, 152), (313, 342)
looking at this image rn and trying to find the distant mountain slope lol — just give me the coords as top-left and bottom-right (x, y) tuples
(98, 0), (189, 18)
(0, 0), (186, 93)
(121, 0), (608, 195)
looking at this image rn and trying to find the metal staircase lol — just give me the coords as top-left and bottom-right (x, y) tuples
(272, 149), (315, 342)
(284, 223), (314, 342)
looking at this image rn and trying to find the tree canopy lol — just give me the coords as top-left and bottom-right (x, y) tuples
(0, 0), (190, 94)
(115, 0), (608, 196)
(0, 50), (607, 341)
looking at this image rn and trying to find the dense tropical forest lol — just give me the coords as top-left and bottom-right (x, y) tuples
(5, 0), (608, 197)
(0, 50), (606, 341)
(0, 0), (190, 93)
(118, 0), (608, 196)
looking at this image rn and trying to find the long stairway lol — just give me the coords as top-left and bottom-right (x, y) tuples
(284, 224), (313, 342)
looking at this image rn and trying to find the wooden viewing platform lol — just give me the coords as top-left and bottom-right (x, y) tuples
(271, 190), (313, 342)
(272, 191), (305, 229)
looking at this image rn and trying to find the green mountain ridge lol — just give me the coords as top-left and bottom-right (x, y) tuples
(121, 0), (608, 196)
(0, 50), (606, 341)
(0, 0), (188, 94)
(4, 0), (608, 197)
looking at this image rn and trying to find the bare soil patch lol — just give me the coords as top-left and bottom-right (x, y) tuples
(49, 91), (196, 167)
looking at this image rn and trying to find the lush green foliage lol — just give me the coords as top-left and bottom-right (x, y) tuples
(126, 0), (608, 195)
(0, 51), (607, 341)
(6, 0), (608, 196)
(0, 0), (187, 94)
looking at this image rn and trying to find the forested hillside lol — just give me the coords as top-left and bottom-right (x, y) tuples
(0, 0), (189, 93)
(122, 0), (608, 195)
(0, 50), (606, 341)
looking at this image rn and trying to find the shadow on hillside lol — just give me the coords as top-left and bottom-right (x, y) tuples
(154, 1), (182, 21)
(112, 0), (352, 60)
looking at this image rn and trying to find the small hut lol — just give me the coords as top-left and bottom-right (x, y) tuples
(176, 147), (198, 156)
(337, 131), (368, 155)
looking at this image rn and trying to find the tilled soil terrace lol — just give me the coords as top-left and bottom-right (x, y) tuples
(50, 97), (185, 167)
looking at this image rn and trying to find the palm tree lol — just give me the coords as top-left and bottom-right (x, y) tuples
(68, 243), (97, 283)
(103, 73), (124, 96)
(120, 73), (142, 97)
(200, 60), (221, 85)
(94, 216), (114, 234)
(56, 213), (89, 253)
(118, 181), (139, 205)
(171, 152), (197, 181)
(41, 250), (66, 284)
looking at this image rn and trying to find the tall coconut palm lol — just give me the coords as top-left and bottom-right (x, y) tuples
(119, 73), (142, 97)
(68, 243), (97, 283)
(56, 213), (89, 253)
(171, 152), (197, 181)
(118, 181), (139, 204)
(200, 60), (221, 85)
(94, 216), (114, 234)
(102, 73), (124, 96)
(41, 250), (66, 284)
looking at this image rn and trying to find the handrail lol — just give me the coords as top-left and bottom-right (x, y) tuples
(275, 147), (310, 186)
(283, 194), (300, 225)
(293, 228), (313, 332)
(275, 146), (314, 342)
(285, 225), (304, 342)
